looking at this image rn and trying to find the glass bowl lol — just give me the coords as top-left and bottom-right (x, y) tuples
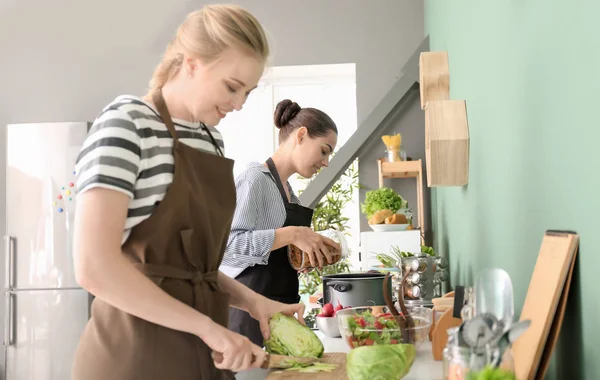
(336, 306), (432, 350)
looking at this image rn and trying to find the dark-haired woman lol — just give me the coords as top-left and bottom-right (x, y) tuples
(220, 99), (341, 345)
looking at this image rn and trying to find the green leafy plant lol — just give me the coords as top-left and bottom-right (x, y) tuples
(360, 187), (407, 218)
(374, 244), (437, 268)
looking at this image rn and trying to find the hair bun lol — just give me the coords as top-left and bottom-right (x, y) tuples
(274, 99), (301, 129)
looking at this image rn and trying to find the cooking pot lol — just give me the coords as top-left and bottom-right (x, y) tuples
(322, 273), (392, 308)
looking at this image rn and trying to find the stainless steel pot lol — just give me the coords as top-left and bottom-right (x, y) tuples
(322, 273), (392, 308)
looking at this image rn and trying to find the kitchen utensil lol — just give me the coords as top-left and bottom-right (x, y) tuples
(315, 316), (341, 338)
(475, 268), (514, 327)
(460, 312), (505, 351)
(431, 307), (462, 361)
(494, 320), (532, 367)
(212, 352), (318, 370)
(384, 273), (401, 317)
(266, 353), (347, 379)
(508, 319), (531, 343)
(512, 230), (579, 380)
(322, 273), (392, 308)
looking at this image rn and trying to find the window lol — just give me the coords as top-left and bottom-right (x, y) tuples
(218, 63), (359, 266)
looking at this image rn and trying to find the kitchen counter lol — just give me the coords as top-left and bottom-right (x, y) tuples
(235, 331), (444, 379)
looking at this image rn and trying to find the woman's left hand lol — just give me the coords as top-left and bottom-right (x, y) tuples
(249, 297), (306, 341)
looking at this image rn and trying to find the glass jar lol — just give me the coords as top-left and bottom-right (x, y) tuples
(443, 345), (515, 380)
(287, 229), (349, 270)
(385, 148), (401, 162)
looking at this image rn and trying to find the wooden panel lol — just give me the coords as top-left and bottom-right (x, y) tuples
(425, 100), (469, 187)
(267, 353), (347, 379)
(512, 231), (579, 380)
(419, 52), (450, 109)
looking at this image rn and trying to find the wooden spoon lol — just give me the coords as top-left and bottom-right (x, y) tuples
(384, 272), (414, 343)
(383, 272), (400, 318)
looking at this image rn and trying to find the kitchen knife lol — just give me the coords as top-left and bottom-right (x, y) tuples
(212, 352), (319, 369)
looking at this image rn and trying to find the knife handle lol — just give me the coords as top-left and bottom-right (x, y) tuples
(212, 351), (270, 369)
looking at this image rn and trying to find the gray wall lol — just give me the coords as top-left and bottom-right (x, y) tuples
(357, 89), (430, 239)
(0, 0), (425, 242)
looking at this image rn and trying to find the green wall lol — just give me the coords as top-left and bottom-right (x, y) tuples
(425, 0), (599, 378)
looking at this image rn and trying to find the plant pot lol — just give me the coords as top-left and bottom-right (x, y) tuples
(322, 273), (392, 309)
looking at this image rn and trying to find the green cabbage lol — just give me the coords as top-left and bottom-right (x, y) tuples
(361, 187), (407, 218)
(264, 313), (324, 358)
(466, 366), (516, 380)
(346, 344), (416, 380)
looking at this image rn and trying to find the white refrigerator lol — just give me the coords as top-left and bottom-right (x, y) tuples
(3, 122), (92, 380)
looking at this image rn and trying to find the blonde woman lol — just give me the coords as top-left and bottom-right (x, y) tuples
(71, 5), (304, 379)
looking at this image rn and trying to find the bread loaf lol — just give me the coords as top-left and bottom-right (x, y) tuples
(368, 209), (394, 225)
(385, 213), (408, 224)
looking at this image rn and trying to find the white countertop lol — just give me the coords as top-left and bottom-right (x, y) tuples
(235, 331), (444, 379)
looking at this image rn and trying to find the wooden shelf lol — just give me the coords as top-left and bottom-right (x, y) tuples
(377, 159), (425, 240)
(380, 160), (422, 179)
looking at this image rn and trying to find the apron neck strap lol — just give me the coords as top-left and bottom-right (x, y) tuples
(266, 158), (289, 204)
(152, 89), (179, 143)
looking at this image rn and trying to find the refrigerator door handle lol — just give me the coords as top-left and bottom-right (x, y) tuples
(3, 291), (14, 346)
(4, 236), (15, 289)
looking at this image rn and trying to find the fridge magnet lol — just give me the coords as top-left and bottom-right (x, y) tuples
(54, 171), (78, 213)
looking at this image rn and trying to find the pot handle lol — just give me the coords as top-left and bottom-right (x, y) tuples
(326, 281), (353, 293)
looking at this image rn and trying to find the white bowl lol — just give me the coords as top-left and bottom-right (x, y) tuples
(315, 316), (341, 338)
(369, 224), (410, 232)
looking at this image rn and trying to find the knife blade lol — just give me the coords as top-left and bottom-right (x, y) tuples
(212, 352), (319, 369)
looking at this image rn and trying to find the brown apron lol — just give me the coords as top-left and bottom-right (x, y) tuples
(72, 90), (236, 380)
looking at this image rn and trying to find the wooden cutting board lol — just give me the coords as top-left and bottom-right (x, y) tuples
(266, 353), (347, 379)
(512, 230), (579, 380)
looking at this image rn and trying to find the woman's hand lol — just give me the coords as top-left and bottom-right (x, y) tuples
(292, 227), (341, 269)
(248, 296), (306, 341)
(200, 320), (267, 372)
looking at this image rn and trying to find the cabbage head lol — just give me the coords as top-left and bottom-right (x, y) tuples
(264, 313), (324, 358)
(466, 365), (516, 380)
(347, 344), (416, 380)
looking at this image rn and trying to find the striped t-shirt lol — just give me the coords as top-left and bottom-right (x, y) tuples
(219, 162), (301, 278)
(75, 95), (225, 243)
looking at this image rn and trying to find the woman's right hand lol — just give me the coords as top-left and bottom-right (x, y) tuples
(201, 321), (267, 372)
(292, 227), (341, 268)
